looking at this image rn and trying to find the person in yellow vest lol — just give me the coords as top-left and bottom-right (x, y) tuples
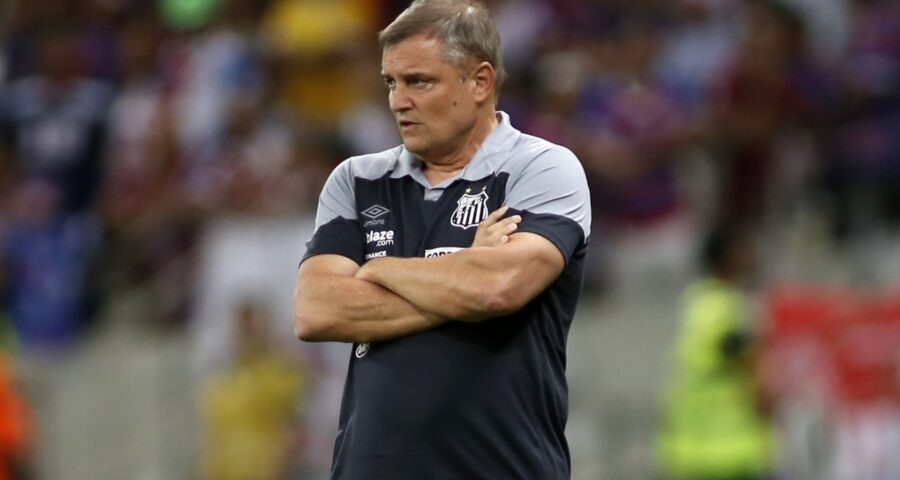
(657, 225), (775, 480)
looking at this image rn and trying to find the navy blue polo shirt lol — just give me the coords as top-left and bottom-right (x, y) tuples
(302, 112), (591, 479)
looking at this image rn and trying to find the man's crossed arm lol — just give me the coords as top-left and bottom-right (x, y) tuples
(293, 207), (564, 343)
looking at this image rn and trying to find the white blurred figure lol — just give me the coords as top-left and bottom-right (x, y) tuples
(489, 0), (554, 73)
(338, 49), (400, 156)
(164, 0), (265, 157)
(654, 0), (741, 112)
(833, 401), (900, 480)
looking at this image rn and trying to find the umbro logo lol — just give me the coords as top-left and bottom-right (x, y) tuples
(361, 205), (390, 219)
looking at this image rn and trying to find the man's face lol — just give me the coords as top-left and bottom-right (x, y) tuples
(381, 34), (478, 163)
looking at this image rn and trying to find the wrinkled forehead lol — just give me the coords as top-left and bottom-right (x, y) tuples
(381, 34), (468, 73)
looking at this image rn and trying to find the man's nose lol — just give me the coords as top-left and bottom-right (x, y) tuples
(389, 87), (412, 112)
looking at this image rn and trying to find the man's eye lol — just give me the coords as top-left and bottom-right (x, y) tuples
(412, 79), (429, 88)
(384, 78), (395, 89)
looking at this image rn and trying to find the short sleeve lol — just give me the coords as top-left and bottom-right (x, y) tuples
(301, 159), (364, 265)
(504, 147), (591, 263)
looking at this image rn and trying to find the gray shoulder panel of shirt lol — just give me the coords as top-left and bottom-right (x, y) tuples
(313, 146), (404, 229)
(500, 134), (592, 239)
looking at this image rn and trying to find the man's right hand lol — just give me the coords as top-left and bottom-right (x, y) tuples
(471, 206), (521, 248)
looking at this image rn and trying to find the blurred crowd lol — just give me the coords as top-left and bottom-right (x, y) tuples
(0, 0), (897, 479)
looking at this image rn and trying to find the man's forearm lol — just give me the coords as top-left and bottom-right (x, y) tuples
(356, 233), (564, 322)
(355, 247), (518, 322)
(294, 271), (445, 343)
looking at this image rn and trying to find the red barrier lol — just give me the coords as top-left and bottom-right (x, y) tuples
(763, 286), (900, 406)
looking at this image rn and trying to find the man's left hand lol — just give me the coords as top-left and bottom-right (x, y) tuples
(471, 206), (521, 248)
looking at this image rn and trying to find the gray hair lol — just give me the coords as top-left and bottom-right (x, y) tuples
(379, 0), (506, 101)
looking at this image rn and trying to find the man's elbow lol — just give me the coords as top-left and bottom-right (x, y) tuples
(293, 309), (329, 342)
(473, 279), (524, 318)
(293, 307), (370, 343)
(478, 264), (556, 317)
(489, 291), (525, 317)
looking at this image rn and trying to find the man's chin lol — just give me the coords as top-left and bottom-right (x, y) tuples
(401, 139), (426, 156)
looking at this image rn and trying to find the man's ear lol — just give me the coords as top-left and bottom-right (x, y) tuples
(471, 61), (495, 104)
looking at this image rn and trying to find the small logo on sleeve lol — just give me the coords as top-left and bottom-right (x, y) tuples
(450, 187), (489, 229)
(355, 342), (370, 358)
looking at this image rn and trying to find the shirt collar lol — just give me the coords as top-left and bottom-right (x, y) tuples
(394, 111), (521, 188)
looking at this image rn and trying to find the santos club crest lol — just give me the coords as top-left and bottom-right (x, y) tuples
(451, 188), (489, 229)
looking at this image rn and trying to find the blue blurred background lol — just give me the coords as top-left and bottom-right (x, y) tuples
(0, 0), (897, 479)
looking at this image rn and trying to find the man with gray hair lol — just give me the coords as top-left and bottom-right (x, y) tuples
(293, 1), (590, 477)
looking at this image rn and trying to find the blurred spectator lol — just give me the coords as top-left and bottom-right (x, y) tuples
(0, 20), (112, 215)
(654, 0), (740, 111)
(187, 85), (329, 369)
(0, 19), (109, 346)
(710, 0), (824, 226)
(198, 300), (306, 480)
(186, 90), (315, 215)
(2, 179), (100, 346)
(575, 14), (703, 292)
(0, 349), (33, 480)
(100, 12), (195, 328)
(164, 0), (265, 157)
(579, 17), (695, 228)
(259, 0), (378, 128)
(821, 0), (900, 243)
(657, 225), (775, 480)
(189, 156), (323, 373)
